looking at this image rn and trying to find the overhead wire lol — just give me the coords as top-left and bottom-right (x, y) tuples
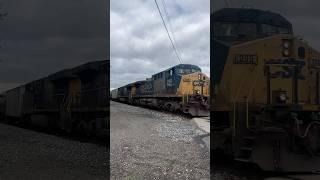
(160, 0), (183, 62)
(154, 0), (182, 64)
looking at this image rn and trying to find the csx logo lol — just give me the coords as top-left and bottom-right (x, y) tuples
(269, 66), (305, 80)
(265, 58), (305, 80)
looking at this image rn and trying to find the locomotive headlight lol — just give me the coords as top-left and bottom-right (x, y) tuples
(283, 41), (290, 48)
(282, 40), (291, 57)
(279, 93), (287, 102)
(283, 49), (290, 56)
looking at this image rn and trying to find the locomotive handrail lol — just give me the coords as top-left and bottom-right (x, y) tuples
(233, 103), (236, 136)
(232, 65), (256, 136)
(246, 66), (262, 129)
(232, 66), (253, 102)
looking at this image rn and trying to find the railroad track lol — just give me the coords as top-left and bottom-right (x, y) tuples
(112, 100), (201, 119)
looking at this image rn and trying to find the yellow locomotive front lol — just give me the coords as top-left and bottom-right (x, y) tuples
(212, 8), (320, 172)
(177, 72), (210, 116)
(177, 72), (210, 97)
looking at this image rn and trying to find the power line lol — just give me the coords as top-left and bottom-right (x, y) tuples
(154, 0), (182, 64)
(160, 0), (183, 62)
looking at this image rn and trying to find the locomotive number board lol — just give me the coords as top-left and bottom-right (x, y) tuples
(234, 54), (258, 65)
(193, 80), (205, 86)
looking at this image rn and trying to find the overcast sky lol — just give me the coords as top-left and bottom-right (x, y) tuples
(0, 0), (107, 93)
(110, 0), (210, 89)
(213, 0), (320, 50)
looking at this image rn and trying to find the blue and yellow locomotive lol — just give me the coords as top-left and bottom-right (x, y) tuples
(111, 64), (210, 116)
(212, 8), (320, 172)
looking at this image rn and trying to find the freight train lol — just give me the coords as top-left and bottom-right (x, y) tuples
(212, 8), (320, 172)
(111, 64), (210, 116)
(0, 60), (109, 138)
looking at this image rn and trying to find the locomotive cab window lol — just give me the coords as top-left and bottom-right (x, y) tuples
(169, 69), (173, 76)
(298, 47), (305, 59)
(177, 68), (184, 74)
(192, 68), (201, 73)
(261, 24), (290, 35)
(214, 22), (257, 38)
(176, 68), (193, 75)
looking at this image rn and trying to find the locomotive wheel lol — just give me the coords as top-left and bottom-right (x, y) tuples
(168, 104), (175, 112)
(164, 103), (174, 112)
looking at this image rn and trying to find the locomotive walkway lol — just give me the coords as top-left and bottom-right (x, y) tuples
(110, 101), (210, 179)
(0, 122), (108, 179)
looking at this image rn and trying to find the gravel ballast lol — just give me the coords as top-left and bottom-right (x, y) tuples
(0, 122), (108, 179)
(110, 101), (210, 179)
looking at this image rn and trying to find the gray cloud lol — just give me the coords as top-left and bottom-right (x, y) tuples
(110, 0), (210, 89)
(213, 0), (320, 50)
(0, 0), (107, 92)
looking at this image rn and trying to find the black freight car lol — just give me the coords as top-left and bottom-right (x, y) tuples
(3, 60), (109, 137)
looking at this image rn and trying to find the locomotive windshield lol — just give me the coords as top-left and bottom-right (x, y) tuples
(213, 8), (293, 42)
(214, 22), (257, 38)
(175, 68), (200, 75)
(261, 24), (290, 35)
(214, 21), (291, 39)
